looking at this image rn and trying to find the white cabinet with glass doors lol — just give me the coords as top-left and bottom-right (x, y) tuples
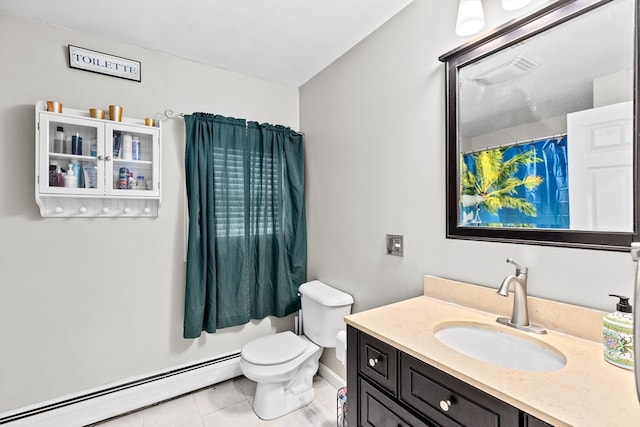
(35, 101), (160, 217)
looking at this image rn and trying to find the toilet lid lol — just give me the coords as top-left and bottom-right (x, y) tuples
(241, 331), (310, 365)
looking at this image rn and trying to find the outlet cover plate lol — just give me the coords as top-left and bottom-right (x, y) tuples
(386, 234), (403, 257)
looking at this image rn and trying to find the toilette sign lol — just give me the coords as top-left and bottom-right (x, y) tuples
(68, 45), (141, 82)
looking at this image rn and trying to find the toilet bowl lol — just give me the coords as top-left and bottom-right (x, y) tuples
(240, 332), (322, 420)
(239, 280), (354, 420)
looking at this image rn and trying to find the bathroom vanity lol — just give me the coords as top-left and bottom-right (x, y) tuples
(349, 327), (549, 426)
(345, 276), (640, 426)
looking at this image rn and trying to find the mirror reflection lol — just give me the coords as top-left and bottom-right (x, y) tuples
(457, 0), (634, 232)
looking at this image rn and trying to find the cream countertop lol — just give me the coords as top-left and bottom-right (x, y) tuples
(344, 276), (640, 426)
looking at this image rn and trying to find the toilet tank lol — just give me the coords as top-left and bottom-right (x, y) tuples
(299, 280), (354, 347)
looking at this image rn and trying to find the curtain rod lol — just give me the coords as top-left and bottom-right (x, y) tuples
(160, 109), (305, 135)
(163, 109), (184, 120)
(462, 132), (567, 155)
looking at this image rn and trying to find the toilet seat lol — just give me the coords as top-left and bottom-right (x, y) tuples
(241, 331), (310, 365)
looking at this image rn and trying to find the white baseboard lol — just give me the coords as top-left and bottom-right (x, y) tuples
(318, 362), (346, 390)
(0, 352), (242, 427)
(2, 354), (345, 427)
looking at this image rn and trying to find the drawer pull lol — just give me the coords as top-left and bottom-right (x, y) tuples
(439, 399), (452, 412)
(368, 357), (379, 367)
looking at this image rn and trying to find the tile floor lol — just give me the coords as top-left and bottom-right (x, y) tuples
(93, 375), (339, 427)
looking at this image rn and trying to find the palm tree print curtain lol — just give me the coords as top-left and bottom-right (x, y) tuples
(460, 135), (569, 228)
(183, 113), (307, 338)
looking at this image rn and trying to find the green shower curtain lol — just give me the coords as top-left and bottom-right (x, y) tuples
(183, 113), (306, 339)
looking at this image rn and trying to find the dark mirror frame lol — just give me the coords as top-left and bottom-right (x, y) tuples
(439, 0), (639, 251)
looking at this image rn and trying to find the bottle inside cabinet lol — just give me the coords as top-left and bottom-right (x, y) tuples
(44, 119), (100, 190)
(110, 130), (154, 192)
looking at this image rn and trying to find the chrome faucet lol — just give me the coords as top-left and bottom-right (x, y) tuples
(496, 258), (546, 334)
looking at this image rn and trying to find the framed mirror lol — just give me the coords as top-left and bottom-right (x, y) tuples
(439, 0), (638, 251)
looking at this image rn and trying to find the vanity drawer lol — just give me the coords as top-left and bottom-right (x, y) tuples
(360, 378), (436, 427)
(400, 353), (519, 427)
(359, 332), (398, 396)
(525, 414), (554, 427)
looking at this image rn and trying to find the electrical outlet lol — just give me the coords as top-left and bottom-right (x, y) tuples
(386, 234), (403, 257)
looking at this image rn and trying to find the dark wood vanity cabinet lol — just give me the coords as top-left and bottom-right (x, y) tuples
(346, 326), (554, 427)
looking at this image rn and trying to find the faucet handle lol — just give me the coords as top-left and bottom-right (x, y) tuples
(506, 258), (528, 274)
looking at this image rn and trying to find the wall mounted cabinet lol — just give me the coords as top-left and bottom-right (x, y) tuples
(35, 101), (161, 217)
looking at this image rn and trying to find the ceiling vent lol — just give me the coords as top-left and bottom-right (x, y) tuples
(470, 55), (538, 86)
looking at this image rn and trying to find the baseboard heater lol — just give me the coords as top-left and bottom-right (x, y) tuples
(0, 352), (242, 427)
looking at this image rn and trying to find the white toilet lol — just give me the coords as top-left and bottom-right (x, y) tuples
(240, 280), (354, 420)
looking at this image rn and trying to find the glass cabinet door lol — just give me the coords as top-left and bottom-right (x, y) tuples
(38, 112), (104, 195)
(104, 123), (160, 197)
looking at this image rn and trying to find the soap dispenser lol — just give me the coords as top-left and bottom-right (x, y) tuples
(63, 163), (77, 188)
(603, 294), (634, 370)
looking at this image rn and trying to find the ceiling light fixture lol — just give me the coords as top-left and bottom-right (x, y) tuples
(456, 0), (485, 37)
(501, 0), (533, 11)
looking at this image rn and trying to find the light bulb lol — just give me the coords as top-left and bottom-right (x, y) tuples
(456, 0), (485, 37)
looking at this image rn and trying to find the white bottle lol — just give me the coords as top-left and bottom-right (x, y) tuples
(54, 126), (65, 153)
(122, 134), (133, 160)
(64, 163), (77, 188)
(90, 137), (97, 157)
(132, 136), (141, 160)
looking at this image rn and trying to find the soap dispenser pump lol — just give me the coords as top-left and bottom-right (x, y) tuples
(603, 294), (634, 370)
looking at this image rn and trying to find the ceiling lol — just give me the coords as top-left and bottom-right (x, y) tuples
(0, 0), (414, 87)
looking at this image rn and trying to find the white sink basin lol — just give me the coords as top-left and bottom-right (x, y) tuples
(434, 324), (566, 372)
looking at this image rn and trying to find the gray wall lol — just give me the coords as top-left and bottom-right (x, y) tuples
(0, 13), (299, 412)
(300, 0), (636, 373)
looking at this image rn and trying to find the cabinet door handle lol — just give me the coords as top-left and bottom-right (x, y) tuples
(439, 399), (452, 412)
(105, 155), (112, 161)
(98, 155), (104, 160)
(368, 357), (379, 367)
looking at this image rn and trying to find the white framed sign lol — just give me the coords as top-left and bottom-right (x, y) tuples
(68, 45), (141, 82)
